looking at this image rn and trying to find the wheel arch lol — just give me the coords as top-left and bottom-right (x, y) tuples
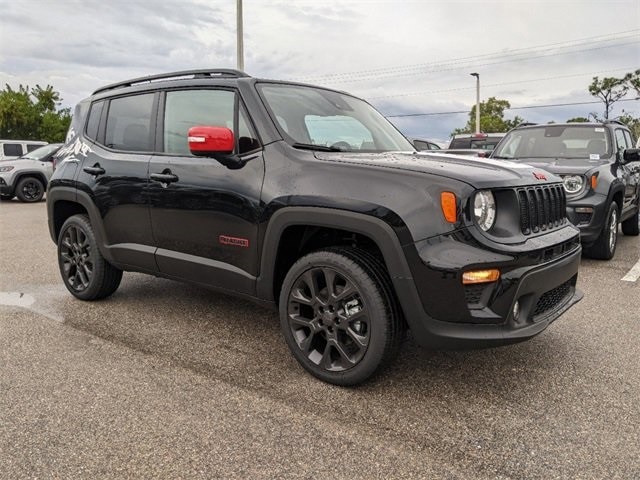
(47, 187), (116, 264)
(256, 207), (414, 306)
(14, 171), (49, 191)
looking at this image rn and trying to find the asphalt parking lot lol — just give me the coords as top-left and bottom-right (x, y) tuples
(1, 200), (639, 479)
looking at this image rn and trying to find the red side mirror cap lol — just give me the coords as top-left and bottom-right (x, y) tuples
(188, 126), (234, 156)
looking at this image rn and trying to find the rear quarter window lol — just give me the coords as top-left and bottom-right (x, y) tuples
(2, 143), (23, 156)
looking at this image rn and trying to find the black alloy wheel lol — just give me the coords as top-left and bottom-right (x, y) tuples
(279, 247), (404, 386)
(15, 177), (44, 202)
(584, 201), (619, 260)
(57, 214), (123, 300)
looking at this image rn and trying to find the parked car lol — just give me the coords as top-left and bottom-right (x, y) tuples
(491, 121), (640, 259)
(0, 143), (62, 202)
(448, 132), (506, 151)
(0, 139), (48, 161)
(47, 69), (583, 385)
(409, 138), (442, 151)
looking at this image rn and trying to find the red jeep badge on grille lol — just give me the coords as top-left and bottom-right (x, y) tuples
(533, 172), (547, 180)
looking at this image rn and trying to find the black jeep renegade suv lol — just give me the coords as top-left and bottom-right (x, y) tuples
(47, 69), (583, 385)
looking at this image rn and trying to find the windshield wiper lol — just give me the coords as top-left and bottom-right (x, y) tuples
(491, 155), (511, 159)
(291, 142), (343, 152)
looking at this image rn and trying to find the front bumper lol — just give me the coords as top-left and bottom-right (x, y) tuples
(394, 227), (582, 350)
(0, 177), (14, 196)
(566, 192), (608, 245)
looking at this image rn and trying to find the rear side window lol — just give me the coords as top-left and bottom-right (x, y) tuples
(2, 143), (22, 156)
(26, 144), (44, 152)
(86, 100), (105, 141)
(105, 94), (154, 152)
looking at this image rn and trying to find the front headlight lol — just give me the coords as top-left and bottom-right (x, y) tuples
(562, 175), (584, 194)
(473, 190), (496, 231)
(0, 166), (14, 172)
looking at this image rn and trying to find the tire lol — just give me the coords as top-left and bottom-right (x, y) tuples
(583, 202), (619, 260)
(57, 214), (123, 300)
(15, 176), (44, 202)
(279, 247), (405, 386)
(621, 202), (639, 236)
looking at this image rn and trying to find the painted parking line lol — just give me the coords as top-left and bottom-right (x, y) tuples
(621, 258), (640, 282)
(0, 291), (35, 307)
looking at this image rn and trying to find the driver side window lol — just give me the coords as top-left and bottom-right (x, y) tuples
(614, 129), (630, 156)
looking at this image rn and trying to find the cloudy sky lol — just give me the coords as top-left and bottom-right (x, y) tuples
(1, 0), (639, 142)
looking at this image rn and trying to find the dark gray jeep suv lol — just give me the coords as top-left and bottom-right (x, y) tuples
(492, 121), (640, 259)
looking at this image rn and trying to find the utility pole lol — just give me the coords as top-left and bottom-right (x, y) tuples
(237, 0), (244, 71)
(470, 73), (480, 134)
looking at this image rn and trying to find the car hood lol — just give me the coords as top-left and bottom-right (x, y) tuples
(313, 151), (562, 189)
(0, 159), (45, 168)
(494, 156), (609, 175)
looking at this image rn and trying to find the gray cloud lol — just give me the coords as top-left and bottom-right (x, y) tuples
(1, 0), (638, 140)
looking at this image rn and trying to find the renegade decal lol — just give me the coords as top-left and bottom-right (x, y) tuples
(219, 235), (250, 248)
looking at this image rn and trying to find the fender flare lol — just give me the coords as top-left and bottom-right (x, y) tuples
(256, 206), (415, 299)
(13, 170), (49, 191)
(47, 186), (117, 264)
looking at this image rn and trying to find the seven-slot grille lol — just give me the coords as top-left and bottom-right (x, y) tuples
(517, 184), (567, 235)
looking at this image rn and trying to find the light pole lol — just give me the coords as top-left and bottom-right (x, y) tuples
(237, 0), (244, 71)
(470, 73), (480, 134)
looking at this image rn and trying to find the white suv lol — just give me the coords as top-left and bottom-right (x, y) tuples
(0, 139), (48, 161)
(0, 143), (61, 202)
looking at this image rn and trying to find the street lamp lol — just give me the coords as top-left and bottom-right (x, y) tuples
(237, 0), (244, 71)
(470, 73), (480, 134)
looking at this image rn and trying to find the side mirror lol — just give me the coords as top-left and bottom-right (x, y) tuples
(623, 148), (640, 164)
(188, 126), (234, 156)
(187, 126), (246, 169)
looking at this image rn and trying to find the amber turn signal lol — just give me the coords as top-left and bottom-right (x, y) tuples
(462, 269), (500, 285)
(591, 175), (597, 189)
(440, 192), (457, 223)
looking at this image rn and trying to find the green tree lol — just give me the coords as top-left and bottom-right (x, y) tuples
(566, 117), (589, 123)
(626, 69), (640, 98)
(452, 97), (524, 135)
(617, 113), (640, 140)
(588, 73), (632, 120)
(0, 84), (70, 142)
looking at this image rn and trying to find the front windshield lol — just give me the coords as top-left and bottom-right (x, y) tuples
(493, 125), (611, 160)
(257, 83), (414, 152)
(21, 144), (60, 160)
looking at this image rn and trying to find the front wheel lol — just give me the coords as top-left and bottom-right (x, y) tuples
(15, 176), (44, 202)
(279, 247), (405, 386)
(58, 214), (123, 300)
(584, 202), (619, 260)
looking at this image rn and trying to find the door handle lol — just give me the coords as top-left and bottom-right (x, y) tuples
(83, 164), (105, 176)
(150, 171), (179, 184)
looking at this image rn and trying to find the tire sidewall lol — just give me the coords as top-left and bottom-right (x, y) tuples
(16, 177), (44, 203)
(606, 202), (618, 258)
(279, 251), (389, 385)
(57, 215), (105, 300)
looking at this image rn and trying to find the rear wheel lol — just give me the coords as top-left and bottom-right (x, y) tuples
(15, 176), (44, 202)
(279, 247), (405, 386)
(583, 202), (618, 260)
(58, 214), (123, 300)
(621, 202), (639, 236)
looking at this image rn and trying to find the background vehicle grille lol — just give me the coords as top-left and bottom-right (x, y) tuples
(517, 185), (567, 235)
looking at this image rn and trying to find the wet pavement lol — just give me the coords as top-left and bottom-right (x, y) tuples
(1, 199), (639, 479)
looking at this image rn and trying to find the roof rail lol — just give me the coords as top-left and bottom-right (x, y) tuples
(92, 69), (250, 95)
(604, 119), (626, 126)
(517, 122), (537, 127)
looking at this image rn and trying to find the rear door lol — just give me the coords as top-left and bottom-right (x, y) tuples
(148, 88), (264, 294)
(76, 93), (158, 271)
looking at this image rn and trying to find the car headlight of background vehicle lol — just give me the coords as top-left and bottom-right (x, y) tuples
(473, 190), (496, 231)
(0, 166), (14, 172)
(562, 175), (584, 194)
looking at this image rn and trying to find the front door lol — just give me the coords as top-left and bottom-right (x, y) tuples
(148, 88), (264, 295)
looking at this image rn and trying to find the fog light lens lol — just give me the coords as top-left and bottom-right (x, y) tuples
(462, 269), (500, 284)
(513, 301), (520, 321)
(575, 207), (593, 213)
